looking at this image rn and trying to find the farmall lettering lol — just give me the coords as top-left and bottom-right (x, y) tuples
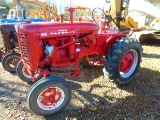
(50, 30), (75, 35)
(41, 32), (47, 36)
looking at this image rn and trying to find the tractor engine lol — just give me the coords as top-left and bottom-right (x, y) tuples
(16, 21), (99, 76)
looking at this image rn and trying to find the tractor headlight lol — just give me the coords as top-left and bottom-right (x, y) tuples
(44, 46), (54, 57)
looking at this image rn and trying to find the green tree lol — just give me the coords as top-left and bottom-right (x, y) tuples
(0, 0), (12, 14)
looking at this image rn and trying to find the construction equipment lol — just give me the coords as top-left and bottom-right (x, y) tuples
(150, 17), (160, 31)
(1, 0), (43, 23)
(106, 0), (138, 30)
(13, 0), (58, 20)
(71, 6), (92, 21)
(14, 0), (93, 21)
(130, 16), (160, 43)
(16, 0), (142, 116)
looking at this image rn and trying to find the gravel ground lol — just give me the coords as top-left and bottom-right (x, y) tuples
(0, 39), (160, 120)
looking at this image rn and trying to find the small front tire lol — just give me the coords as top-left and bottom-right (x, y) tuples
(28, 76), (71, 116)
(16, 61), (42, 82)
(2, 52), (21, 73)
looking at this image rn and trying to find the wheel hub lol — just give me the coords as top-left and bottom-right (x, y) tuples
(40, 88), (61, 107)
(22, 66), (40, 79)
(120, 52), (134, 73)
(6, 56), (20, 69)
(37, 87), (64, 110)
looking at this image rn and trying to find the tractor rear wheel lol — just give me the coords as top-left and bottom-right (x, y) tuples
(16, 61), (42, 83)
(103, 37), (142, 86)
(2, 52), (21, 73)
(28, 76), (71, 116)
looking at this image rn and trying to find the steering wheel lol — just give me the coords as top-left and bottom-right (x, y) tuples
(92, 8), (116, 26)
(92, 8), (108, 25)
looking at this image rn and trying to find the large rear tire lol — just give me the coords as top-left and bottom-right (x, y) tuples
(16, 61), (42, 83)
(28, 76), (71, 116)
(103, 37), (142, 86)
(2, 52), (21, 73)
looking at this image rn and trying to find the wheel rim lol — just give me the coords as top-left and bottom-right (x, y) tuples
(37, 87), (65, 110)
(22, 66), (40, 79)
(6, 55), (20, 70)
(120, 49), (138, 78)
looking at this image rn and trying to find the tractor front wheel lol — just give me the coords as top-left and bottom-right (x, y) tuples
(16, 61), (42, 82)
(28, 76), (71, 116)
(2, 52), (21, 73)
(103, 38), (142, 86)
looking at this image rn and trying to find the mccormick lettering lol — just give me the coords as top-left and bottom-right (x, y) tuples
(41, 32), (47, 36)
(50, 31), (75, 35)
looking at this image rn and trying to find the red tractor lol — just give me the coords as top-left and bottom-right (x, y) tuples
(0, 23), (21, 73)
(16, 5), (142, 116)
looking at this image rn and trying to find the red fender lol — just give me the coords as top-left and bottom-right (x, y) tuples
(103, 34), (126, 55)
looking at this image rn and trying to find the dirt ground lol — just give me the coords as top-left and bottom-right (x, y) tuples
(0, 39), (160, 120)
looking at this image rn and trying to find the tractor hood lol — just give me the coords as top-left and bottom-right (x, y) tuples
(16, 21), (99, 38)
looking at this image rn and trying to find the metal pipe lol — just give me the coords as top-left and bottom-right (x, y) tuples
(57, 0), (65, 15)
(16, 0), (22, 21)
(57, 0), (65, 23)
(69, 8), (75, 24)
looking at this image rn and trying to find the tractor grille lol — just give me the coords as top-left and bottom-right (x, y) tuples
(18, 33), (31, 65)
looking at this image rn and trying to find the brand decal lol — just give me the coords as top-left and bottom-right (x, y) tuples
(50, 30), (75, 35)
(41, 30), (75, 37)
(41, 32), (47, 36)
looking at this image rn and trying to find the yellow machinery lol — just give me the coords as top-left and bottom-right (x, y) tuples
(67, 0), (138, 29)
(12, 0), (138, 28)
(109, 0), (138, 29)
(13, 0), (58, 20)
(73, 6), (91, 20)
(120, 16), (138, 29)
(13, 0), (92, 22)
(65, 6), (92, 21)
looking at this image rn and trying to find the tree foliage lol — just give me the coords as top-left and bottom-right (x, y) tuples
(0, 0), (12, 15)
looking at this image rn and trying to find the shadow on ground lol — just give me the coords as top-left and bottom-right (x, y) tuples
(141, 38), (160, 46)
(43, 67), (160, 120)
(0, 61), (160, 119)
(142, 52), (160, 59)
